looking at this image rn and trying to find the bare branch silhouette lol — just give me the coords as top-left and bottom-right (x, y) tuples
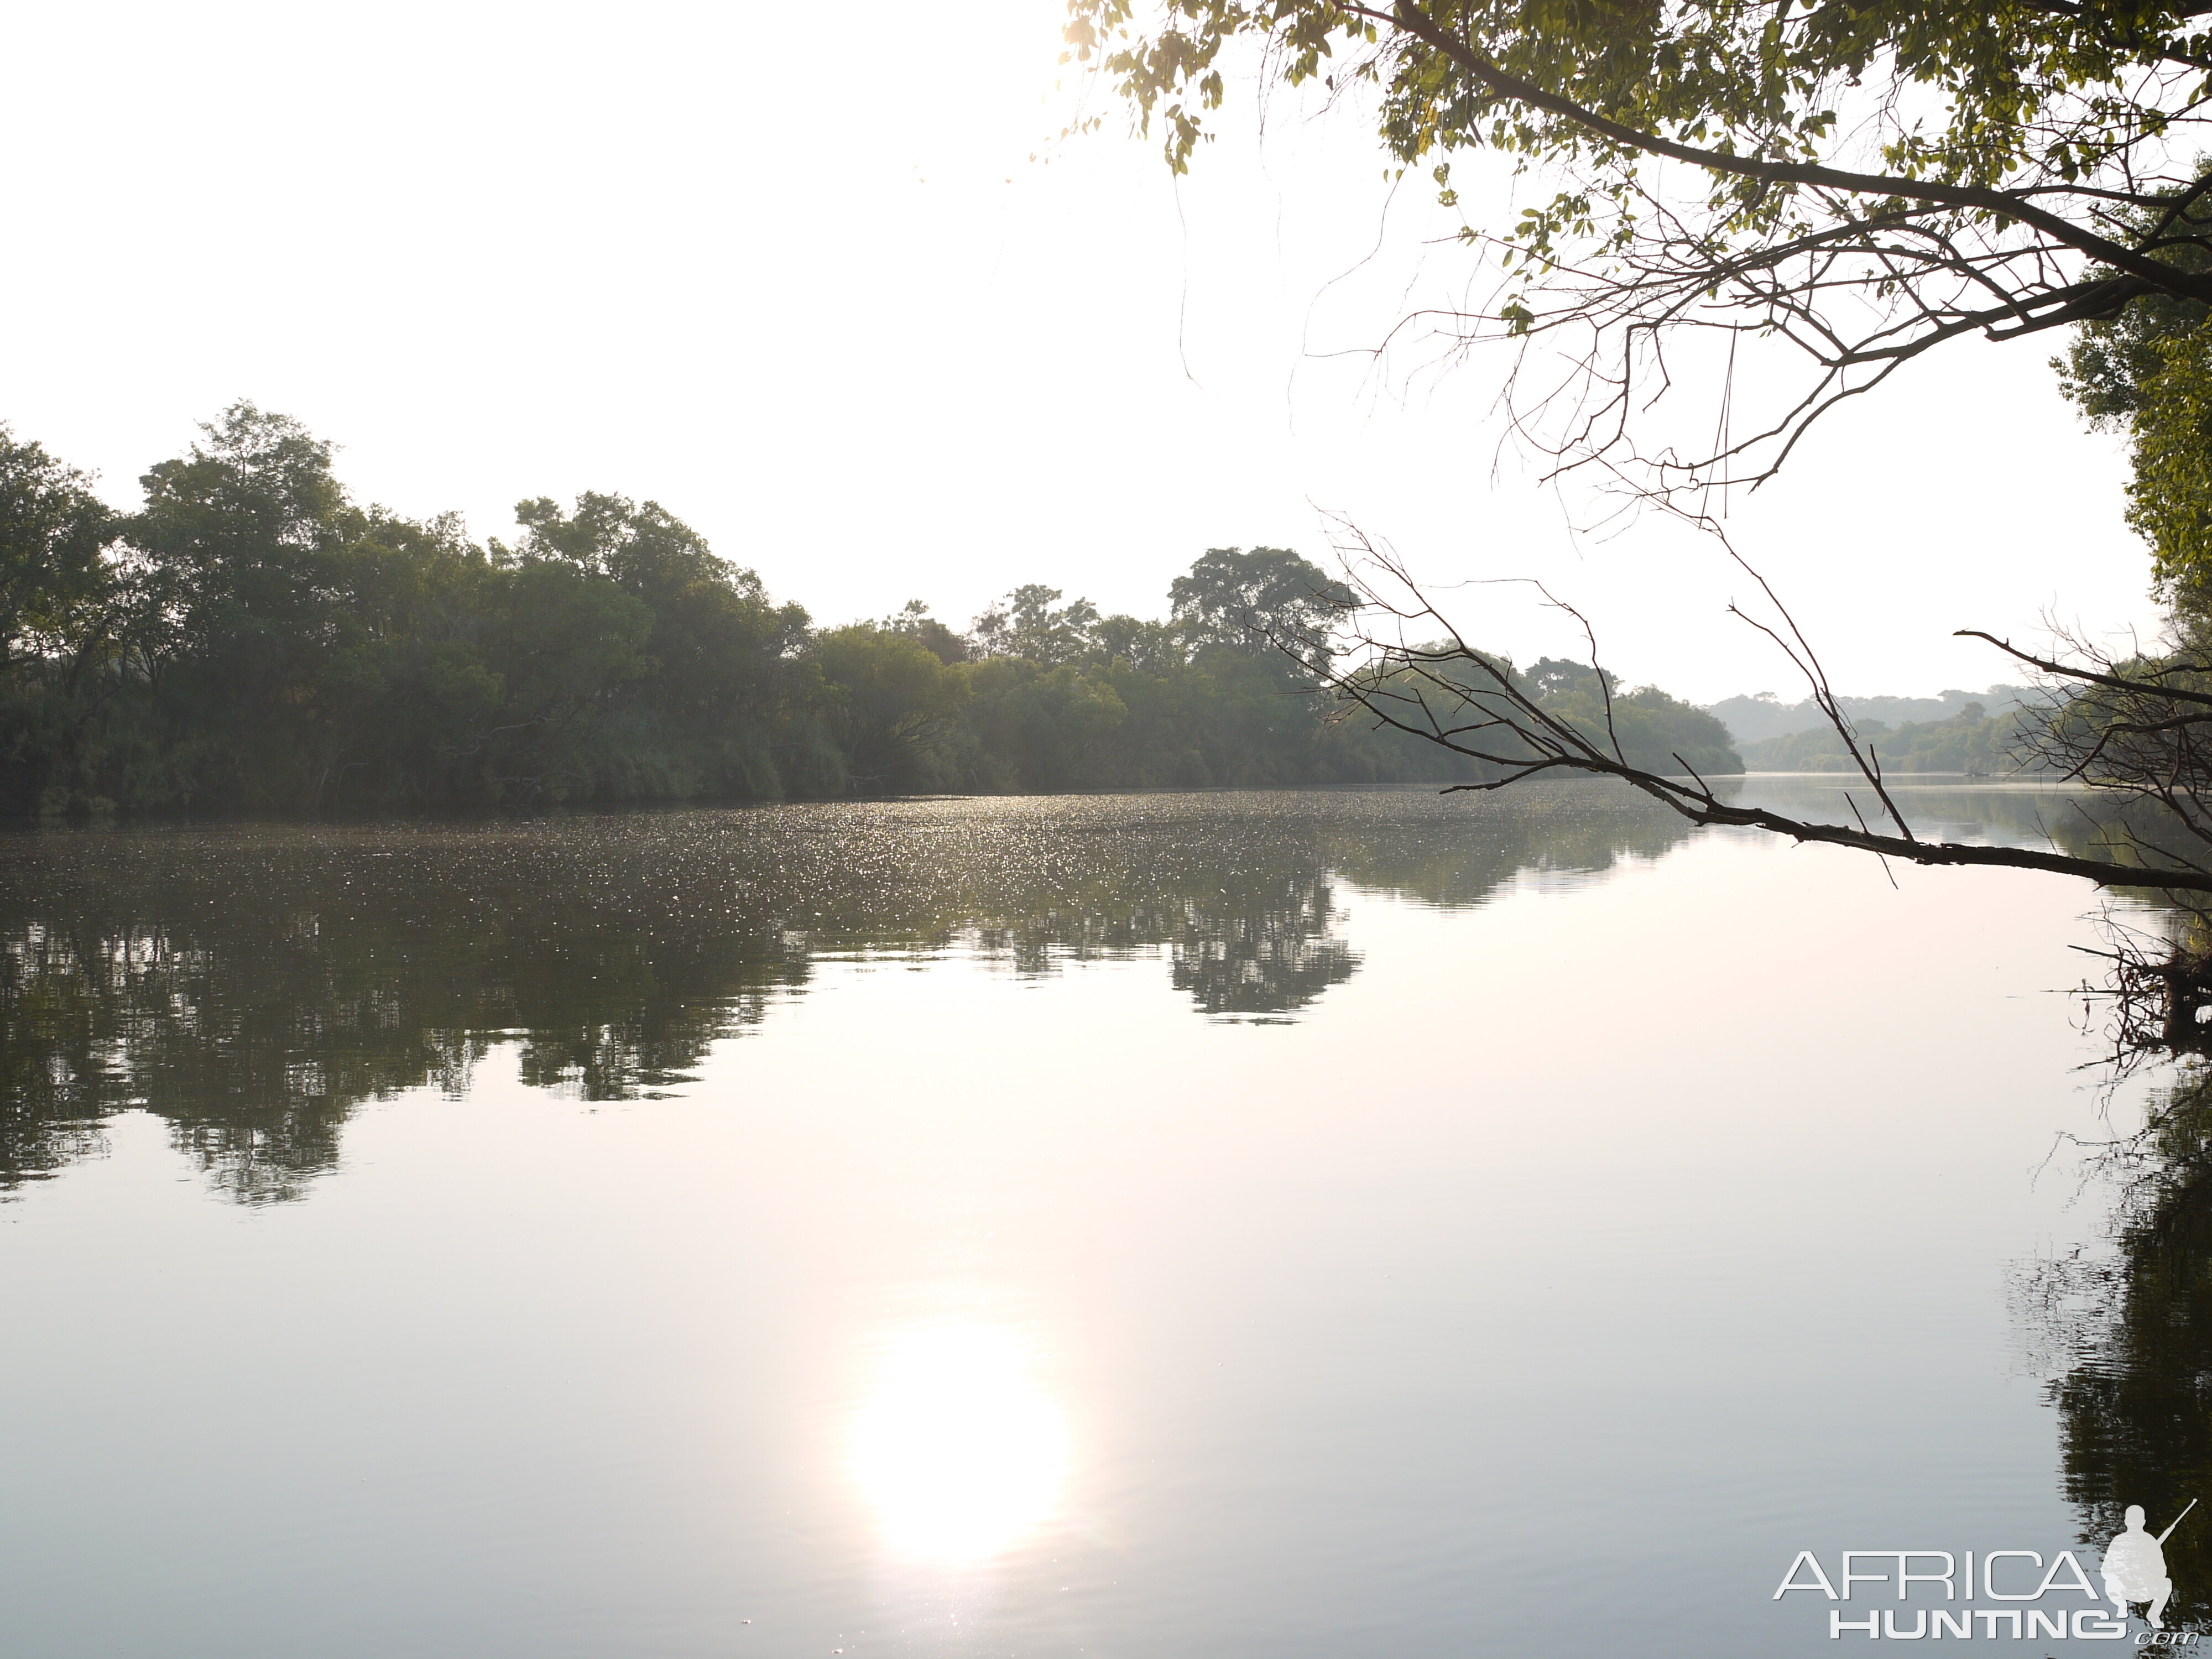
(1271, 521), (2212, 902)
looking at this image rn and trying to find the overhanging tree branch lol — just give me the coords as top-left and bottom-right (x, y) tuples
(1280, 524), (2212, 899)
(1368, 1), (2212, 304)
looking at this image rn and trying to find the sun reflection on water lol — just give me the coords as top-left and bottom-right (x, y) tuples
(851, 1321), (1068, 1559)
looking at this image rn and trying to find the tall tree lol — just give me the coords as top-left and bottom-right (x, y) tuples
(499, 492), (815, 792)
(118, 403), (353, 799)
(0, 427), (119, 808)
(1170, 546), (1351, 677)
(0, 426), (111, 674)
(969, 585), (1101, 665)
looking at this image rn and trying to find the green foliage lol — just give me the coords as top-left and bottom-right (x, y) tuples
(1344, 650), (1745, 782)
(0, 406), (1734, 815)
(812, 624), (967, 791)
(0, 427), (118, 812)
(1168, 545), (1351, 677)
(1739, 702), (2027, 774)
(969, 584), (1102, 665)
(1526, 659), (1744, 778)
(1064, 2), (2209, 266)
(2055, 184), (2212, 612)
(5, 406), (826, 812)
(883, 599), (972, 666)
(1071, 3), (2212, 515)
(2117, 327), (2212, 613)
(0, 426), (111, 670)
(956, 656), (1129, 789)
(2064, 313), (2212, 613)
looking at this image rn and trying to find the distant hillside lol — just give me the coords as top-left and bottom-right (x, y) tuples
(1704, 685), (2035, 744)
(1736, 701), (2047, 774)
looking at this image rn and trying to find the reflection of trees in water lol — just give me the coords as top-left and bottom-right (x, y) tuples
(1168, 875), (1356, 1020)
(1, 907), (801, 1203)
(925, 875), (1359, 1021)
(0, 785), (1697, 1201)
(0, 826), (814, 1201)
(1971, 775), (2212, 1578)
(1326, 784), (1698, 907)
(2022, 1072), (2212, 1626)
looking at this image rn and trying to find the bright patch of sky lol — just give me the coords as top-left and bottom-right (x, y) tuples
(0, 0), (2158, 702)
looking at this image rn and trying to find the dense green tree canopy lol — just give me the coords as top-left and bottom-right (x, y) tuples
(812, 624), (968, 790)
(2058, 208), (2212, 612)
(0, 427), (111, 672)
(0, 404), (1739, 815)
(1170, 545), (1351, 676)
(970, 584), (1103, 665)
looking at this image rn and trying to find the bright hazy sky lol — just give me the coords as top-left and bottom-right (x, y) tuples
(2, 1), (2162, 703)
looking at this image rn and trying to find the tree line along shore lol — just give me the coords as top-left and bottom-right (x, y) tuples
(1, 404), (1742, 818)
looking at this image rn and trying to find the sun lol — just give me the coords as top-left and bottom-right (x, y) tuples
(851, 1321), (1068, 1559)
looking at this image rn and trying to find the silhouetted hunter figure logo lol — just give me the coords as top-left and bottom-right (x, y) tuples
(2104, 1498), (2197, 1628)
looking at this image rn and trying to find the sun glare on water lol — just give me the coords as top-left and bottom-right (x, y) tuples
(851, 1322), (1068, 1559)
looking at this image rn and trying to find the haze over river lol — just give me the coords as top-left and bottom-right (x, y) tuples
(0, 783), (2176, 1656)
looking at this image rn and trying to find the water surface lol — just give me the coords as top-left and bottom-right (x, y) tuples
(0, 783), (2175, 1655)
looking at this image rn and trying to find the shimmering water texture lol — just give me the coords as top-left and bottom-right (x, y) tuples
(0, 789), (1710, 1200)
(0, 784), (2166, 1656)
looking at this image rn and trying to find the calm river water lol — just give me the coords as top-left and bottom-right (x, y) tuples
(0, 782), (2187, 1656)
